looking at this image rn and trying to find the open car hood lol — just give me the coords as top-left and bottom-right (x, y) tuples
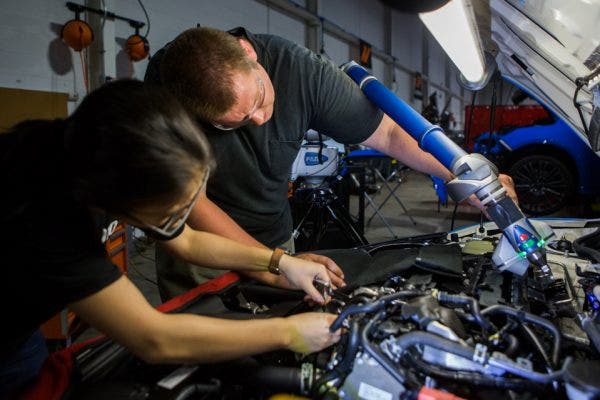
(484, 0), (600, 149)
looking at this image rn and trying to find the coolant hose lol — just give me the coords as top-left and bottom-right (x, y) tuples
(481, 305), (561, 367)
(361, 311), (406, 384)
(330, 290), (424, 331)
(581, 315), (600, 353)
(393, 331), (568, 383)
(337, 320), (361, 373)
(437, 292), (492, 331)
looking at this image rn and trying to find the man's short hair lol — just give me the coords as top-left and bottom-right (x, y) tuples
(160, 27), (255, 122)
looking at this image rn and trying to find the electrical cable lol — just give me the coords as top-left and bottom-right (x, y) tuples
(485, 73), (499, 155)
(574, 65), (600, 137)
(79, 50), (89, 94)
(450, 201), (459, 231)
(100, 0), (107, 30)
(465, 90), (477, 149)
(521, 323), (553, 370)
(136, 0), (150, 38)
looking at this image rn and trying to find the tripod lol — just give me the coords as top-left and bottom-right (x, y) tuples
(291, 172), (368, 251)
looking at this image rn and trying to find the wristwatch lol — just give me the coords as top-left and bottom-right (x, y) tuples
(268, 248), (289, 275)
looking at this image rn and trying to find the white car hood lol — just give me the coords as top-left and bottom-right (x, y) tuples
(486, 0), (599, 148)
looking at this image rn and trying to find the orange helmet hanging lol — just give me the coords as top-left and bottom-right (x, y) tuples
(61, 18), (94, 51)
(126, 33), (149, 62)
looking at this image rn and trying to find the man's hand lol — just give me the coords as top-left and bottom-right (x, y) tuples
(498, 173), (518, 205)
(278, 255), (331, 304)
(294, 253), (346, 289)
(465, 173), (519, 212)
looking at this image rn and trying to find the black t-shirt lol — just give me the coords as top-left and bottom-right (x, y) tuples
(0, 124), (122, 357)
(146, 28), (383, 246)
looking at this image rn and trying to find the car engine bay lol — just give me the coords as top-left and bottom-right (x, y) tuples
(68, 219), (600, 400)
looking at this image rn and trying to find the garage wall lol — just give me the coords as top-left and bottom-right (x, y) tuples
(0, 0), (86, 113)
(319, 0), (386, 50)
(112, 0), (306, 80)
(322, 33), (351, 67)
(0, 0), (466, 127)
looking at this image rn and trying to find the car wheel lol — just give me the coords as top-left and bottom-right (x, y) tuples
(508, 154), (574, 216)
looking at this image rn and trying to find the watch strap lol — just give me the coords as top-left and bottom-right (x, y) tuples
(268, 248), (287, 275)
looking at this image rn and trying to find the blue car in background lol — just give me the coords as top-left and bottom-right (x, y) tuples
(474, 103), (600, 216)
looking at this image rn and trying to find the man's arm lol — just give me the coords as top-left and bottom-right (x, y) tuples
(181, 194), (345, 287)
(361, 114), (453, 181)
(361, 114), (518, 205)
(187, 194), (265, 247)
(161, 225), (333, 303)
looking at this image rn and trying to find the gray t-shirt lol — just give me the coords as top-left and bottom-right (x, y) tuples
(147, 28), (383, 247)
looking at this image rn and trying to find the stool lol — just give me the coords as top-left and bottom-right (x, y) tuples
(344, 149), (416, 238)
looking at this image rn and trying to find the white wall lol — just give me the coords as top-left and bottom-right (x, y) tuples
(0, 0), (466, 121)
(0, 0), (87, 111)
(322, 33), (350, 66)
(112, 0), (306, 80)
(319, 0), (386, 50)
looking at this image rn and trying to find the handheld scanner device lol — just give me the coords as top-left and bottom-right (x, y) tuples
(342, 61), (554, 279)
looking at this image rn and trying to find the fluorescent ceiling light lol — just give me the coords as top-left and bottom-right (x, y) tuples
(419, 0), (485, 83)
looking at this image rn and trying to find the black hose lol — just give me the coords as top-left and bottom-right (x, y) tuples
(173, 379), (221, 400)
(481, 305), (561, 367)
(504, 333), (519, 358)
(311, 320), (362, 398)
(330, 290), (424, 331)
(224, 358), (305, 394)
(407, 352), (537, 391)
(394, 331), (566, 383)
(521, 323), (553, 370)
(337, 320), (361, 373)
(573, 228), (600, 263)
(581, 316), (600, 353)
(438, 292), (492, 331)
(250, 366), (304, 393)
(361, 311), (406, 384)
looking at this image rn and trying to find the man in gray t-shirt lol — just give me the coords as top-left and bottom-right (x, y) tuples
(146, 27), (516, 300)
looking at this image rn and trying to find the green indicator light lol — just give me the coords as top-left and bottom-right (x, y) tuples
(519, 251), (527, 258)
(538, 239), (545, 246)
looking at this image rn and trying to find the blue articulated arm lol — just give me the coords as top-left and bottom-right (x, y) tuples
(342, 61), (554, 282)
(343, 61), (466, 171)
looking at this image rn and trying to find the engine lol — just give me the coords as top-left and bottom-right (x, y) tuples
(310, 221), (600, 400)
(68, 220), (600, 400)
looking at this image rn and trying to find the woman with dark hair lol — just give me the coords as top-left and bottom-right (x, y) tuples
(0, 79), (340, 397)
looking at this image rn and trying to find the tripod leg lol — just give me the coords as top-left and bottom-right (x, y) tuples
(292, 202), (315, 240)
(325, 203), (369, 246)
(363, 193), (398, 238)
(373, 168), (417, 226)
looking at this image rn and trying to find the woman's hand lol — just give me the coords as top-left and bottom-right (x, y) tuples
(278, 254), (331, 304)
(284, 312), (341, 354)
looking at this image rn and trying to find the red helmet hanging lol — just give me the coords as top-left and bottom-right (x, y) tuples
(126, 34), (149, 61)
(61, 19), (94, 51)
